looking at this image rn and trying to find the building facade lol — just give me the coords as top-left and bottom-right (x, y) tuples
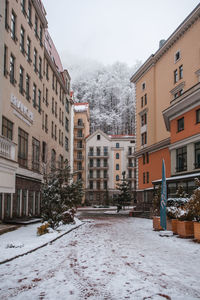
(131, 3), (200, 210)
(85, 130), (136, 205)
(0, 0), (72, 220)
(73, 103), (90, 203)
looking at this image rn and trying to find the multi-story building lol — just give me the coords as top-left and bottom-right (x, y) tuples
(85, 130), (136, 205)
(0, 0), (72, 221)
(73, 103), (90, 202)
(131, 3), (200, 209)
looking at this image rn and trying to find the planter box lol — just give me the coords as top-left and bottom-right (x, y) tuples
(171, 219), (178, 234)
(167, 219), (172, 231)
(194, 222), (200, 242)
(177, 220), (194, 238)
(153, 216), (163, 231)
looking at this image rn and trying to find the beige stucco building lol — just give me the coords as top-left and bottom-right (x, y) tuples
(85, 130), (136, 205)
(0, 0), (72, 220)
(131, 3), (200, 210)
(73, 102), (90, 202)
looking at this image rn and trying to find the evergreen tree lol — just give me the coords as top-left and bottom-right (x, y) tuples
(116, 171), (132, 209)
(41, 160), (83, 229)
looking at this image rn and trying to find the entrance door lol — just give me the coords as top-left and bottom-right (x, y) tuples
(22, 190), (27, 216)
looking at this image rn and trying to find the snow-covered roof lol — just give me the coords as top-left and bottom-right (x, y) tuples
(74, 102), (89, 112)
(109, 134), (135, 139)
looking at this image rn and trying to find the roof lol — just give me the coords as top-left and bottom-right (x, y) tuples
(74, 102), (89, 112)
(109, 134), (135, 138)
(44, 30), (64, 73)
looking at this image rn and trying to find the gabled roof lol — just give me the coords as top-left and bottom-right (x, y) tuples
(74, 102), (89, 112)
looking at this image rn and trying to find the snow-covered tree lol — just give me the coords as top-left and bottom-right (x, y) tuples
(69, 61), (140, 135)
(41, 160), (83, 228)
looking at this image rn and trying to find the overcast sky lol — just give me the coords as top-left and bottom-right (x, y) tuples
(42, 0), (200, 68)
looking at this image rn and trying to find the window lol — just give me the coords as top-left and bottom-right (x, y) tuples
(141, 96), (144, 108)
(51, 121), (54, 138)
(174, 69), (178, 83)
(177, 117), (184, 132)
(146, 172), (149, 183)
(97, 134), (101, 140)
(19, 66), (24, 94)
(176, 146), (187, 172)
(5, 0), (9, 29)
(34, 15), (38, 37)
(144, 94), (147, 105)
(104, 159), (108, 167)
(97, 181), (101, 190)
(78, 118), (83, 126)
(26, 74), (30, 101)
(104, 181), (107, 190)
(196, 109), (200, 124)
(97, 159), (100, 167)
(55, 102), (57, 118)
(141, 113), (147, 126)
(128, 159), (132, 167)
(4, 45), (8, 77)
(59, 108), (61, 123)
(51, 149), (56, 170)
(45, 114), (48, 133)
(62, 112), (64, 126)
(128, 147), (132, 155)
(52, 74), (55, 90)
(143, 153), (145, 165)
(175, 50), (180, 63)
(33, 83), (36, 108)
(116, 143), (119, 148)
(143, 172), (145, 184)
(65, 137), (69, 151)
(11, 11), (16, 40)
(77, 151), (82, 160)
(2, 117), (13, 140)
(174, 89), (183, 99)
(89, 147), (94, 156)
(65, 117), (69, 131)
(38, 57), (42, 79)
(78, 129), (83, 137)
(179, 65), (183, 79)
(55, 124), (57, 140)
(32, 138), (40, 171)
(20, 27), (25, 54)
(38, 90), (41, 113)
(89, 159), (93, 167)
(27, 37), (31, 62)
(116, 164), (119, 170)
(116, 175), (119, 181)
(77, 162), (82, 171)
(45, 88), (48, 106)
(89, 181), (93, 190)
(42, 141), (47, 163)
(10, 54), (15, 84)
(46, 62), (49, 80)
(194, 142), (200, 169)
(96, 147), (101, 156)
(52, 98), (54, 114)
(66, 99), (69, 113)
(104, 170), (107, 178)
(141, 132), (147, 145)
(21, 0), (26, 14)
(128, 170), (132, 178)
(39, 25), (43, 46)
(89, 170), (93, 178)
(18, 128), (28, 168)
(97, 170), (100, 178)
(146, 152), (149, 163)
(142, 82), (146, 90)
(103, 146), (108, 156)
(27, 1), (32, 26)
(33, 49), (37, 72)
(116, 153), (119, 159)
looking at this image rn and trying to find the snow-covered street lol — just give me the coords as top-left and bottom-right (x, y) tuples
(0, 216), (200, 300)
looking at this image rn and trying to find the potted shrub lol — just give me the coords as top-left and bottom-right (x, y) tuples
(176, 204), (194, 238)
(186, 178), (200, 241)
(152, 186), (163, 231)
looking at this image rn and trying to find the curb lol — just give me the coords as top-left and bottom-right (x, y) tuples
(0, 223), (84, 265)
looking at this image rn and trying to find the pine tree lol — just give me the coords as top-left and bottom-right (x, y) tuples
(116, 171), (132, 210)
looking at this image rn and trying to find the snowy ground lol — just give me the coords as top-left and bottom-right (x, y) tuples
(0, 216), (200, 300)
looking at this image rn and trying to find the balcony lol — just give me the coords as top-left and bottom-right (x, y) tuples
(0, 135), (18, 194)
(0, 135), (16, 161)
(127, 164), (136, 169)
(75, 144), (84, 150)
(75, 134), (85, 140)
(88, 163), (109, 169)
(88, 152), (109, 158)
(127, 152), (135, 158)
(74, 155), (84, 161)
(74, 123), (85, 129)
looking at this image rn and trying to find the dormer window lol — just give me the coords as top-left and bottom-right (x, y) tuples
(97, 134), (100, 140)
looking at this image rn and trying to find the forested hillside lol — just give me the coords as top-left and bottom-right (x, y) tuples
(68, 60), (140, 135)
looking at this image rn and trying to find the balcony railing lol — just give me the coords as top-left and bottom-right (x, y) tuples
(74, 123), (85, 128)
(88, 163), (108, 169)
(74, 155), (84, 161)
(88, 152), (109, 157)
(75, 134), (84, 140)
(0, 135), (16, 161)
